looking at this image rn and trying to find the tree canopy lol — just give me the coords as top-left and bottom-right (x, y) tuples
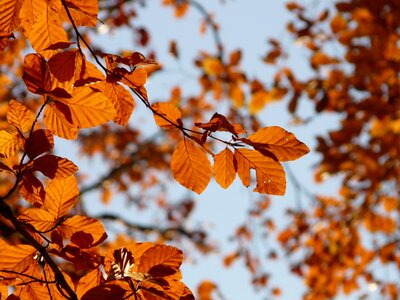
(0, 0), (399, 299)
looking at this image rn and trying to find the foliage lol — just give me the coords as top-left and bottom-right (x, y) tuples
(0, 0), (398, 299)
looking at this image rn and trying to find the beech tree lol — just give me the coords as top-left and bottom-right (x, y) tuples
(0, 0), (398, 300)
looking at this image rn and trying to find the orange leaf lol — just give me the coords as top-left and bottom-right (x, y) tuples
(152, 102), (182, 130)
(245, 126), (310, 161)
(171, 138), (212, 194)
(43, 100), (79, 139)
(19, 208), (56, 232)
(61, 0), (98, 27)
(25, 129), (54, 159)
(76, 269), (102, 299)
(234, 148), (286, 195)
(33, 154), (78, 179)
(101, 82), (134, 126)
(59, 216), (107, 248)
(138, 245), (183, 277)
(197, 280), (216, 300)
(195, 112), (246, 136)
(44, 175), (79, 218)
(19, 171), (45, 207)
(0, 129), (23, 158)
(0, 244), (36, 273)
(7, 100), (35, 133)
(0, 0), (23, 34)
(120, 68), (147, 88)
(27, 1), (69, 54)
(57, 86), (117, 128)
(213, 148), (236, 189)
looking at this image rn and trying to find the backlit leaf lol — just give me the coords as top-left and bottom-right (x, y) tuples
(62, 0), (98, 27)
(27, 1), (69, 54)
(138, 244), (183, 277)
(43, 100), (79, 139)
(33, 154), (78, 179)
(171, 138), (212, 194)
(152, 102), (182, 130)
(59, 216), (107, 248)
(234, 148), (286, 195)
(101, 82), (134, 126)
(0, 0), (23, 34)
(19, 171), (45, 207)
(0, 129), (22, 158)
(0, 244), (36, 273)
(56, 86), (117, 129)
(7, 100), (35, 133)
(76, 269), (102, 300)
(245, 126), (310, 161)
(19, 208), (56, 232)
(44, 175), (79, 218)
(213, 148), (236, 189)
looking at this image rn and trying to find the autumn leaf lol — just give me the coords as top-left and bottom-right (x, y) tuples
(244, 126), (310, 161)
(76, 269), (102, 299)
(43, 100), (79, 139)
(19, 171), (46, 207)
(234, 148), (286, 195)
(100, 81), (135, 126)
(27, 1), (69, 54)
(33, 154), (78, 179)
(0, 244), (37, 273)
(0, 129), (23, 158)
(171, 138), (212, 194)
(19, 208), (56, 232)
(43, 175), (79, 218)
(7, 100), (35, 133)
(56, 86), (117, 129)
(213, 148), (236, 189)
(138, 245), (183, 277)
(25, 129), (54, 159)
(48, 49), (82, 83)
(152, 102), (183, 130)
(61, 0), (99, 27)
(59, 216), (107, 248)
(195, 113), (246, 137)
(0, 0), (23, 34)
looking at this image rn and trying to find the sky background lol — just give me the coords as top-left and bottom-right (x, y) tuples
(55, 1), (371, 299)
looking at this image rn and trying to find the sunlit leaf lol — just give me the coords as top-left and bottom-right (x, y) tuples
(0, 0), (23, 34)
(19, 208), (56, 232)
(245, 126), (310, 161)
(138, 245), (183, 277)
(61, 0), (98, 27)
(7, 100), (35, 133)
(0, 129), (23, 158)
(59, 216), (107, 248)
(234, 148), (286, 195)
(33, 154), (78, 179)
(152, 102), (182, 130)
(44, 175), (79, 218)
(27, 1), (69, 54)
(213, 148), (236, 189)
(101, 82), (134, 126)
(0, 244), (36, 273)
(171, 138), (212, 194)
